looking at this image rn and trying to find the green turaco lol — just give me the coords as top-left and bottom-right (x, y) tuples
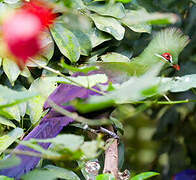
(99, 28), (189, 76)
(0, 28), (189, 179)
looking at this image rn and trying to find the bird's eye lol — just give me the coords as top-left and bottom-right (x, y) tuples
(161, 52), (172, 62)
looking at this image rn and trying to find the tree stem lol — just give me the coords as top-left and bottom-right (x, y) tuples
(103, 125), (118, 179)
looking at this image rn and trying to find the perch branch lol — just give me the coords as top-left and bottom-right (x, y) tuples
(103, 125), (118, 179)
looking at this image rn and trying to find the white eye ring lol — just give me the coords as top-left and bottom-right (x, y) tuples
(154, 53), (173, 64)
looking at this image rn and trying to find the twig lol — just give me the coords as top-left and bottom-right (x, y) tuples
(29, 58), (105, 95)
(103, 125), (118, 179)
(131, 99), (196, 105)
(47, 99), (110, 126)
(4, 149), (59, 160)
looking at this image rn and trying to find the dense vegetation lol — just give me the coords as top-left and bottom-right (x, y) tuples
(0, 0), (196, 179)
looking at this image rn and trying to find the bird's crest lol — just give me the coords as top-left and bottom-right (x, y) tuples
(138, 28), (190, 69)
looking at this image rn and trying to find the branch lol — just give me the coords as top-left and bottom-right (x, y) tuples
(47, 99), (110, 126)
(29, 58), (105, 95)
(103, 125), (118, 179)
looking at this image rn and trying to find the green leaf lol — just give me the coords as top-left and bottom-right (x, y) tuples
(71, 29), (92, 56)
(96, 174), (115, 180)
(26, 31), (54, 67)
(118, 142), (124, 170)
(100, 52), (130, 62)
(43, 74), (108, 88)
(3, 58), (21, 86)
(22, 134), (84, 154)
(0, 85), (38, 109)
(90, 14), (125, 40)
(60, 59), (98, 73)
(3, 0), (19, 4)
(116, 0), (132, 3)
(20, 67), (31, 78)
(87, 2), (125, 19)
(40, 30), (55, 61)
(0, 116), (16, 128)
(33, 134), (84, 152)
(85, 64), (163, 108)
(81, 140), (104, 158)
(44, 165), (80, 180)
(27, 78), (57, 124)
(89, 28), (112, 48)
(122, 9), (178, 33)
(168, 75), (196, 92)
(26, 56), (48, 67)
(131, 172), (159, 180)
(156, 74), (196, 93)
(121, 9), (151, 33)
(70, 0), (85, 9)
(141, 85), (158, 96)
(72, 99), (114, 113)
(21, 170), (57, 180)
(0, 156), (21, 169)
(20, 134), (84, 160)
(0, 176), (14, 180)
(0, 128), (23, 154)
(50, 23), (80, 63)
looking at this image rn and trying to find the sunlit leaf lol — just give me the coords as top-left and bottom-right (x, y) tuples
(122, 8), (178, 33)
(50, 23), (80, 63)
(0, 116), (16, 128)
(3, 0), (19, 4)
(89, 28), (112, 48)
(131, 171), (159, 180)
(96, 174), (115, 180)
(27, 77), (57, 124)
(168, 74), (196, 92)
(0, 176), (14, 180)
(0, 128), (23, 154)
(81, 140), (104, 158)
(22, 134), (84, 152)
(0, 156), (21, 169)
(87, 2), (125, 19)
(90, 14), (125, 40)
(3, 58), (21, 86)
(21, 170), (57, 180)
(43, 74), (108, 88)
(0, 85), (38, 109)
(44, 165), (80, 180)
(71, 29), (92, 56)
(60, 59), (98, 73)
(100, 52), (130, 62)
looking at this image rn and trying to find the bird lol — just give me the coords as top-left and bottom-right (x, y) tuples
(0, 28), (189, 179)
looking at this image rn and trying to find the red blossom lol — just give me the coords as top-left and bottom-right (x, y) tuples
(2, 0), (56, 68)
(22, 0), (56, 29)
(2, 10), (41, 67)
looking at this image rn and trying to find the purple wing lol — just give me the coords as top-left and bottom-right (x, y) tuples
(0, 80), (100, 178)
(173, 169), (196, 180)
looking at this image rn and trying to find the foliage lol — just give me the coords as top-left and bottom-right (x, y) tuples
(0, 0), (196, 180)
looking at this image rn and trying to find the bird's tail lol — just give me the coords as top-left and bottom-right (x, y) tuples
(0, 110), (73, 179)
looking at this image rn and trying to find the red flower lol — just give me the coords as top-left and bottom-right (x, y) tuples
(22, 0), (56, 29)
(2, 0), (56, 68)
(2, 10), (41, 67)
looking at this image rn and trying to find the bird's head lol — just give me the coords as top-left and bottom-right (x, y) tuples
(139, 28), (189, 72)
(155, 52), (180, 71)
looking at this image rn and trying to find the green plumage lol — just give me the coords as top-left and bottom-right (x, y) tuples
(132, 28), (189, 72)
(98, 28), (189, 77)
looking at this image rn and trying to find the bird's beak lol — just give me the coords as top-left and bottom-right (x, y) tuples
(172, 64), (180, 71)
